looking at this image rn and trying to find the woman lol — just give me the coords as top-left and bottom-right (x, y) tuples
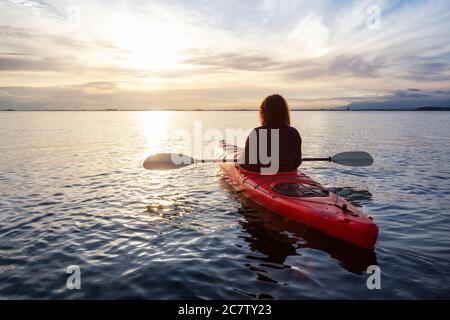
(240, 94), (302, 173)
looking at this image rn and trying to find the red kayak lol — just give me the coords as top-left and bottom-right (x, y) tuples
(216, 142), (378, 249)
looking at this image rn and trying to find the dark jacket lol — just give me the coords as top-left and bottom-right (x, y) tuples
(240, 125), (302, 173)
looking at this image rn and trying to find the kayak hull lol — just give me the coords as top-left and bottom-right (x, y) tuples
(217, 142), (378, 249)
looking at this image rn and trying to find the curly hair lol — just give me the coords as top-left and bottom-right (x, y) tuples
(259, 94), (291, 128)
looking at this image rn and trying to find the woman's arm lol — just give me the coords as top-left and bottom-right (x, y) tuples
(296, 134), (302, 167)
(289, 127), (302, 168)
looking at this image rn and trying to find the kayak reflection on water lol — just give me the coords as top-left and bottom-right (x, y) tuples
(219, 179), (377, 276)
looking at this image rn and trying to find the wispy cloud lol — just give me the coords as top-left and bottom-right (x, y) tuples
(0, 52), (31, 56)
(8, 0), (49, 10)
(182, 50), (283, 71)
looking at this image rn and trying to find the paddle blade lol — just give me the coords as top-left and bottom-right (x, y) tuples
(331, 151), (374, 167)
(143, 153), (194, 170)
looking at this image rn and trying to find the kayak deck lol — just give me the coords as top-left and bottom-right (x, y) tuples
(216, 142), (378, 249)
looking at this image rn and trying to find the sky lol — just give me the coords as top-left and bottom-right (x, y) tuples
(0, 0), (449, 110)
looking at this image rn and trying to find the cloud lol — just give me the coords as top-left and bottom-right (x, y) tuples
(284, 53), (386, 80)
(430, 89), (450, 95)
(404, 62), (450, 81)
(72, 81), (118, 89)
(0, 52), (31, 56)
(182, 50), (386, 80)
(8, 0), (49, 9)
(0, 25), (34, 39)
(0, 56), (71, 71)
(284, 13), (330, 58)
(182, 50), (283, 71)
(392, 89), (431, 98)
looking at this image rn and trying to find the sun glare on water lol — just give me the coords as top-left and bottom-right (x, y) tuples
(140, 111), (172, 154)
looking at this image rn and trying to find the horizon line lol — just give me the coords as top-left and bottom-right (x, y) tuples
(2, 107), (450, 112)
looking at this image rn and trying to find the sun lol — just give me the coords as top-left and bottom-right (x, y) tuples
(124, 31), (182, 71)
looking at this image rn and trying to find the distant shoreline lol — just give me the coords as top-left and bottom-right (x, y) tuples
(1, 107), (450, 112)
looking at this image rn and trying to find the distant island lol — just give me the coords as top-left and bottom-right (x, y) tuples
(334, 106), (450, 111)
(336, 98), (450, 111)
(416, 106), (450, 111)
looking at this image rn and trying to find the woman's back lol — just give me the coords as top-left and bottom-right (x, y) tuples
(241, 125), (302, 173)
(239, 94), (302, 174)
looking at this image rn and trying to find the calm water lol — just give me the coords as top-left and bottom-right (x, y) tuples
(0, 111), (449, 299)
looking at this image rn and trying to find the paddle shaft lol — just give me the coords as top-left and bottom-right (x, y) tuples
(196, 157), (331, 163)
(301, 157), (332, 162)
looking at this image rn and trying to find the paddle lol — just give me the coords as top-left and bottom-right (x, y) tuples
(143, 151), (373, 170)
